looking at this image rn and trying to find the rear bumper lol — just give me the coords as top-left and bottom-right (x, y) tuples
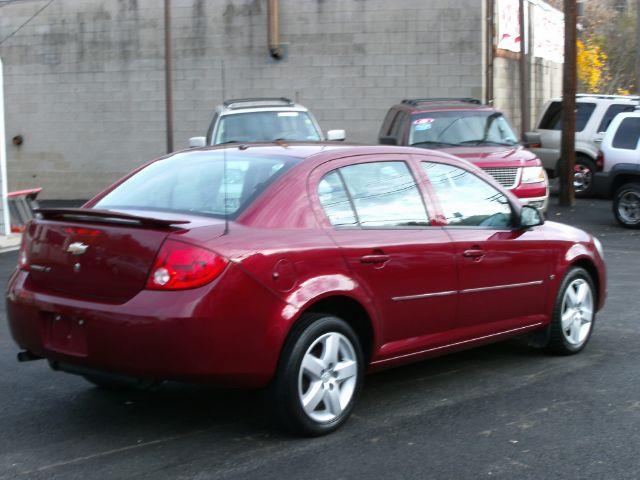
(6, 265), (287, 388)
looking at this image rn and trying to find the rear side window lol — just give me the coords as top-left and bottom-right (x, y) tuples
(539, 101), (596, 132)
(318, 162), (429, 228)
(95, 151), (294, 218)
(317, 172), (358, 227)
(598, 104), (636, 133)
(612, 117), (640, 150)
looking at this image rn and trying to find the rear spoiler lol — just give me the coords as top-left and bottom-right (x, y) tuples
(34, 208), (190, 228)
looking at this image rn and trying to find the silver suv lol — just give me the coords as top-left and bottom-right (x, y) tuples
(526, 94), (639, 197)
(189, 98), (345, 147)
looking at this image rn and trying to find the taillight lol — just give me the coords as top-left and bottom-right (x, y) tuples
(596, 150), (604, 171)
(146, 239), (227, 290)
(18, 237), (29, 271)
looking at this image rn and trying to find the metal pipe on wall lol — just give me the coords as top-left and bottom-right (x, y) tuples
(164, 0), (174, 153)
(519, 0), (530, 137)
(267, 0), (283, 59)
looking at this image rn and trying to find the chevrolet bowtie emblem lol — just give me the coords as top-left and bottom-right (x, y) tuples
(66, 242), (89, 255)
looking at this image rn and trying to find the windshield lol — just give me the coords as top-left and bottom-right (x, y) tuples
(94, 151), (295, 218)
(214, 111), (322, 144)
(409, 111), (519, 147)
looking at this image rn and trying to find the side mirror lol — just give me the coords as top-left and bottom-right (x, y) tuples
(326, 129), (346, 141)
(522, 132), (542, 149)
(379, 136), (397, 145)
(518, 205), (545, 229)
(189, 136), (207, 148)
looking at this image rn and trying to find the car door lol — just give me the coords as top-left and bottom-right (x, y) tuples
(310, 156), (458, 357)
(420, 160), (553, 336)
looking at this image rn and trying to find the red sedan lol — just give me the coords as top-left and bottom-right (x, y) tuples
(7, 144), (606, 436)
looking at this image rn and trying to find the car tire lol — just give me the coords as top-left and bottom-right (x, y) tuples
(269, 313), (364, 436)
(546, 267), (596, 355)
(613, 183), (640, 229)
(83, 375), (160, 392)
(574, 155), (596, 198)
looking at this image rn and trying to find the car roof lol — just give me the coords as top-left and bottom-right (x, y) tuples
(216, 98), (310, 116)
(551, 95), (640, 104)
(393, 99), (495, 114)
(179, 142), (459, 168)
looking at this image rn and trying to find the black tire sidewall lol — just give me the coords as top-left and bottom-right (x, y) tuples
(273, 314), (364, 436)
(613, 183), (640, 229)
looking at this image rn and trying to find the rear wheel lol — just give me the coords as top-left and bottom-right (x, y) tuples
(270, 313), (364, 436)
(573, 156), (596, 198)
(546, 267), (596, 355)
(613, 183), (640, 229)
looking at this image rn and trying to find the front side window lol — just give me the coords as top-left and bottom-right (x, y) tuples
(409, 111), (518, 147)
(337, 161), (429, 228)
(214, 111), (322, 144)
(422, 162), (512, 228)
(539, 101), (596, 132)
(95, 151), (293, 218)
(612, 117), (640, 150)
(598, 104), (636, 133)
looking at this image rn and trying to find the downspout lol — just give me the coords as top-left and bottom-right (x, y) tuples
(486, 0), (495, 105)
(267, 0), (283, 59)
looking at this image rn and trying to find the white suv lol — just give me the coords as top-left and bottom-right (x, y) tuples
(594, 110), (640, 228)
(526, 94), (639, 197)
(189, 98), (345, 147)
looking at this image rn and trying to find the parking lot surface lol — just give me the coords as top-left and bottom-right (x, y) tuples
(1, 199), (638, 479)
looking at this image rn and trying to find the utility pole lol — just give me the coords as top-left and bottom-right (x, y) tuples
(519, 0), (530, 137)
(559, 0), (577, 207)
(164, 0), (174, 153)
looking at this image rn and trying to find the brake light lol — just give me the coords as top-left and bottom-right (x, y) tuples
(18, 237), (29, 271)
(146, 239), (227, 290)
(596, 150), (604, 171)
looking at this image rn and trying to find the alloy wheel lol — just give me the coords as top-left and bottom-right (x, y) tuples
(561, 278), (594, 347)
(573, 163), (592, 193)
(297, 331), (358, 423)
(617, 190), (640, 225)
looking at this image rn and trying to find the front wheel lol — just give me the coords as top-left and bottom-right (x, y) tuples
(270, 313), (364, 436)
(613, 183), (640, 229)
(546, 267), (596, 355)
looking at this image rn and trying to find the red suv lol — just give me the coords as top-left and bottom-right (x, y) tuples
(7, 144), (604, 436)
(379, 98), (549, 211)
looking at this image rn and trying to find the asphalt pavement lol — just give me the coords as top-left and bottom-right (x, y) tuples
(1, 198), (639, 479)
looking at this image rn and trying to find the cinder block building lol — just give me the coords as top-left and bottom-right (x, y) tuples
(0, 0), (563, 199)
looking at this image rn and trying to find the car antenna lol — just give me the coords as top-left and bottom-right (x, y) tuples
(221, 59), (229, 236)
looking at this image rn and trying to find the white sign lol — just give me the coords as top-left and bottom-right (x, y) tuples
(532, 2), (564, 63)
(496, 0), (523, 53)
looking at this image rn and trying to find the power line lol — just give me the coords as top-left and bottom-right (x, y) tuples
(0, 0), (55, 47)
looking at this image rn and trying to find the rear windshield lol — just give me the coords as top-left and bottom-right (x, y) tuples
(214, 111), (322, 144)
(539, 101), (595, 132)
(94, 151), (296, 218)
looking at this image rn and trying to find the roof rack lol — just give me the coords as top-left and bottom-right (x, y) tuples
(576, 94), (640, 101)
(401, 98), (482, 106)
(223, 97), (294, 110)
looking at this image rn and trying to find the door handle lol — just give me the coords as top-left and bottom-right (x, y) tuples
(463, 249), (485, 259)
(360, 254), (390, 265)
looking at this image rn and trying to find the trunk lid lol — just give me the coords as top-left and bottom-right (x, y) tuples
(24, 209), (226, 303)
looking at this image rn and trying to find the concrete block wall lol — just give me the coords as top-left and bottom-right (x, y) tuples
(0, 0), (484, 199)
